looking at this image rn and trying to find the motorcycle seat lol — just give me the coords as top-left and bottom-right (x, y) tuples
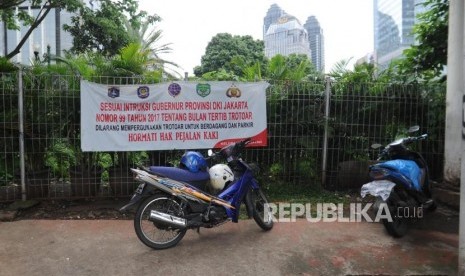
(376, 160), (422, 191)
(149, 166), (210, 190)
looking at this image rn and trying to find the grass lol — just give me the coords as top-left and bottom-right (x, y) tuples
(264, 183), (352, 205)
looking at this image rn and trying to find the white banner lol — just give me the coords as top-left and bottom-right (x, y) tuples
(81, 80), (269, 151)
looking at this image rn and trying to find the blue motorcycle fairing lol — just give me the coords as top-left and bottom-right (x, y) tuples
(217, 168), (255, 222)
(375, 160), (422, 191)
(149, 166), (210, 190)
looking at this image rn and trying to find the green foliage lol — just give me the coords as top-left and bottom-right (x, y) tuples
(129, 152), (149, 167)
(200, 69), (238, 81)
(195, 34), (322, 81)
(266, 182), (346, 203)
(266, 55), (288, 80)
(265, 54), (322, 81)
(54, 53), (97, 79)
(0, 57), (17, 72)
(110, 152), (149, 168)
(296, 157), (318, 181)
(45, 139), (76, 178)
(0, 155), (16, 186)
(268, 163), (284, 180)
(195, 33), (266, 77)
(229, 56), (262, 81)
(93, 42), (164, 82)
(51, 44), (164, 83)
(385, 122), (408, 140)
(396, 0), (448, 81)
(16, 68), (80, 173)
(63, 0), (153, 57)
(341, 136), (371, 161)
(328, 58), (352, 80)
(425, 84), (446, 142)
(165, 151), (184, 167)
(109, 43), (152, 76)
(123, 15), (178, 77)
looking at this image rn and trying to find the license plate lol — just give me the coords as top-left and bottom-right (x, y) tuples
(135, 183), (146, 194)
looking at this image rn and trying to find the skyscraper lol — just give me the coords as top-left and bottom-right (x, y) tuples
(1, 5), (73, 65)
(304, 16), (325, 72)
(263, 4), (286, 39)
(263, 5), (311, 60)
(373, 0), (425, 68)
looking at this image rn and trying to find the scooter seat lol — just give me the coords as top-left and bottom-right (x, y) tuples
(148, 166), (210, 190)
(377, 160), (421, 191)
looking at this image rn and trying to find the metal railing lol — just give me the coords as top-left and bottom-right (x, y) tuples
(0, 73), (446, 201)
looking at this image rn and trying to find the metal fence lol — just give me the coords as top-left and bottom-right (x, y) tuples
(0, 72), (446, 202)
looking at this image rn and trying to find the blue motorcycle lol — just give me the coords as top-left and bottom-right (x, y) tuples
(120, 138), (273, 249)
(360, 126), (436, 237)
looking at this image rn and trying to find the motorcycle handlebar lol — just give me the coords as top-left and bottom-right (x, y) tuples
(406, 134), (428, 144)
(377, 134), (427, 159)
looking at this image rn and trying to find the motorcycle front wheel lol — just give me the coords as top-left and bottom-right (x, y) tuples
(251, 188), (274, 231)
(134, 194), (187, 249)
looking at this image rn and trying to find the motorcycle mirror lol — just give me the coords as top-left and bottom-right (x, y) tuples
(408, 125), (420, 133)
(371, 143), (382, 149)
(207, 149), (213, 157)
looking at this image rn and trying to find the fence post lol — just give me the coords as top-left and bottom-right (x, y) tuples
(321, 77), (332, 187)
(17, 67), (26, 201)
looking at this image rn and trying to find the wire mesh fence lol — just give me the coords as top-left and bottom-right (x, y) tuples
(0, 73), (446, 202)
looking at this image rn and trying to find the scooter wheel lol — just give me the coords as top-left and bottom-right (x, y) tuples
(252, 188), (274, 231)
(382, 191), (408, 238)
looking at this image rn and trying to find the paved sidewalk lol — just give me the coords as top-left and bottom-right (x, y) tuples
(0, 214), (458, 276)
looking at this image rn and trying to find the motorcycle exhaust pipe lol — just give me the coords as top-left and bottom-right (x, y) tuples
(148, 210), (187, 229)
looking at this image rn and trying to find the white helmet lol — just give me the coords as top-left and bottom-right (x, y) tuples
(208, 164), (234, 190)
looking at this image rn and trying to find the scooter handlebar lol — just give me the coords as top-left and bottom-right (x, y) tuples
(407, 134), (427, 143)
(377, 134), (427, 159)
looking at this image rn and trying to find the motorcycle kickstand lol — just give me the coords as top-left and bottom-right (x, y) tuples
(196, 227), (200, 234)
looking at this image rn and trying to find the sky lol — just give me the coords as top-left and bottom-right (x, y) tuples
(139, 0), (374, 76)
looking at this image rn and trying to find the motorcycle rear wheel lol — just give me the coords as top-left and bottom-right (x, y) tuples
(382, 192), (408, 238)
(252, 188), (274, 231)
(134, 194), (187, 249)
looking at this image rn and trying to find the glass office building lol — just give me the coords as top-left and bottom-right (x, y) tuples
(263, 4), (286, 40)
(263, 4), (326, 70)
(263, 5), (311, 60)
(374, 0), (425, 68)
(304, 16), (325, 72)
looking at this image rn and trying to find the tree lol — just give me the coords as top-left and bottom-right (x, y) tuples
(63, 0), (152, 57)
(397, 0), (449, 81)
(284, 53), (321, 81)
(1, 0), (82, 59)
(264, 54), (319, 81)
(0, 0), (26, 10)
(330, 60), (377, 83)
(54, 43), (164, 82)
(194, 33), (266, 77)
(123, 16), (179, 77)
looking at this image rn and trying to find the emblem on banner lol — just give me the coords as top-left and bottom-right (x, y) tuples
(108, 86), (120, 98)
(137, 86), (150, 99)
(196, 83), (211, 97)
(168, 83), (182, 97)
(226, 84), (241, 98)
